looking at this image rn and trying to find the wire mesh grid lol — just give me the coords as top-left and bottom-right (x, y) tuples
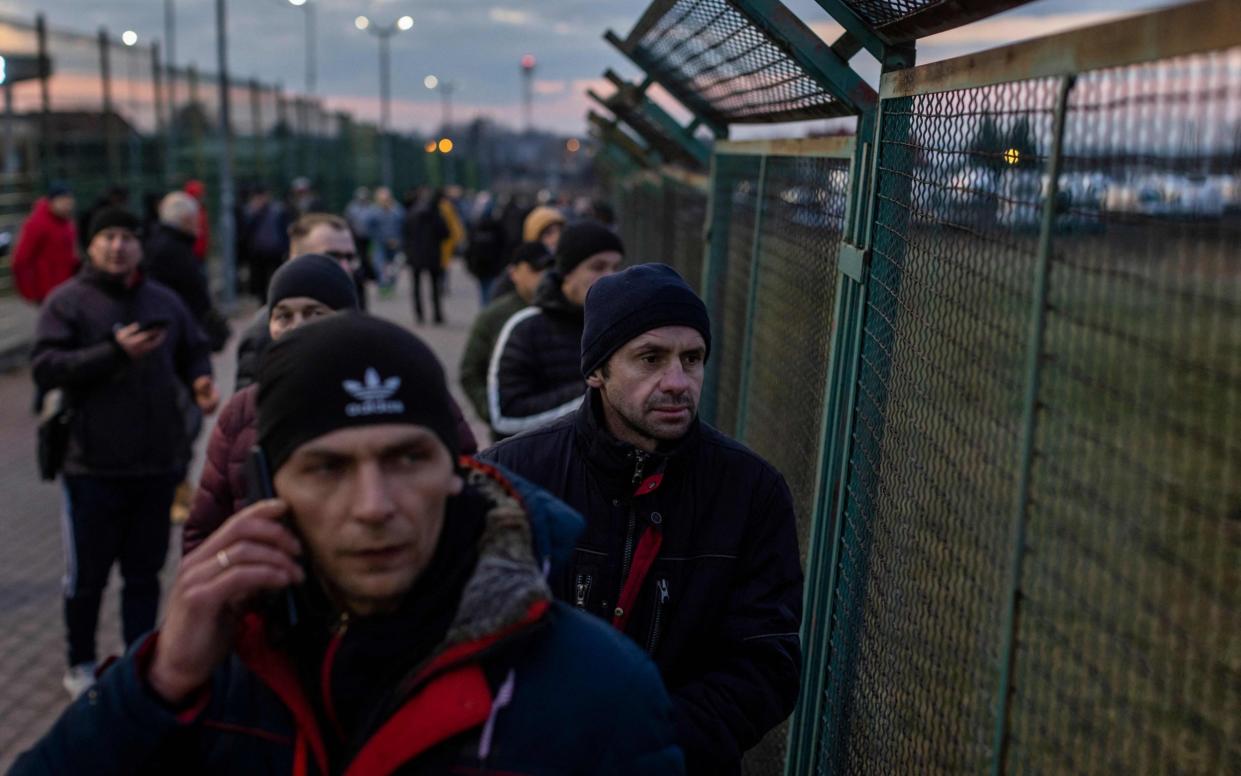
(632, 0), (853, 124)
(742, 155), (851, 554)
(706, 153), (763, 436)
(839, 0), (1035, 41)
(1008, 48), (1241, 773)
(667, 177), (709, 291)
(608, 98), (702, 170)
(820, 78), (1061, 772)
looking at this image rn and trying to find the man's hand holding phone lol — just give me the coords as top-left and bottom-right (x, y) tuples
(147, 499), (304, 705)
(193, 376), (220, 414)
(114, 321), (166, 359)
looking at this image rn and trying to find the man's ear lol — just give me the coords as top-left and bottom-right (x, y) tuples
(586, 370), (605, 389)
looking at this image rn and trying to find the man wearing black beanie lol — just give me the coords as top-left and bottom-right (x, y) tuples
(16, 313), (686, 775)
(482, 264), (803, 776)
(31, 205), (218, 700)
(486, 220), (623, 438)
(182, 253), (360, 557)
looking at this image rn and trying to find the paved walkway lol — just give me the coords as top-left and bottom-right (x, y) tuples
(0, 263), (486, 768)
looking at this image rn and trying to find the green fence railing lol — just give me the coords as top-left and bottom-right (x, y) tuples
(597, 1), (1240, 774)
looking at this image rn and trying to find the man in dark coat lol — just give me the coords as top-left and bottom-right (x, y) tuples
(480, 264), (803, 775)
(238, 186), (291, 302)
(402, 189), (449, 325)
(14, 314), (683, 776)
(32, 207), (219, 700)
(485, 221), (622, 438)
(142, 191), (212, 330)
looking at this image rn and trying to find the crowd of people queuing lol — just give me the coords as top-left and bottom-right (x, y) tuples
(8, 172), (802, 775)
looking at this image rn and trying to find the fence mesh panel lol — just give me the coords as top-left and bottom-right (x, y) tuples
(706, 153), (762, 435)
(1009, 48), (1241, 773)
(628, 0), (852, 124)
(668, 177), (708, 292)
(820, 78), (1060, 772)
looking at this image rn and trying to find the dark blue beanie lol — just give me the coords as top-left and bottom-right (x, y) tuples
(580, 263), (711, 377)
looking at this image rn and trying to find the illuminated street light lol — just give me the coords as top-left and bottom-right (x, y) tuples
(566, 138), (581, 153)
(354, 15), (416, 186)
(425, 140), (438, 153)
(1004, 147), (1021, 165)
(424, 75), (438, 90)
(121, 30), (139, 46)
(288, 0), (307, 5)
(438, 138), (454, 154)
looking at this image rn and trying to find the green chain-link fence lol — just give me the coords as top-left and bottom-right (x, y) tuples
(0, 12), (441, 298)
(597, 2), (1239, 773)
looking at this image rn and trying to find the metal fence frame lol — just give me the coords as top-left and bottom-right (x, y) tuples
(595, 1), (1240, 774)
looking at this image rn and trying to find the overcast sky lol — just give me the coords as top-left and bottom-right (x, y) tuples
(0, 0), (1189, 136)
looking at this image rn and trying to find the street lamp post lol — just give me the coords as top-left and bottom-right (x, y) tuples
(356, 14), (412, 187)
(287, 0), (315, 95)
(424, 75), (454, 136)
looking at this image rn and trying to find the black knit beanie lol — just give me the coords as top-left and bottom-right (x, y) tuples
(258, 313), (459, 472)
(580, 263), (711, 377)
(87, 207), (141, 243)
(267, 253), (360, 314)
(554, 220), (624, 275)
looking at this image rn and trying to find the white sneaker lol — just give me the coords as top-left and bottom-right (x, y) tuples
(62, 662), (96, 700)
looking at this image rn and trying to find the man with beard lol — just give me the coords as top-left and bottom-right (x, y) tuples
(480, 264), (803, 775)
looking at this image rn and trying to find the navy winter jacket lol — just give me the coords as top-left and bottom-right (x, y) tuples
(31, 265), (212, 477)
(12, 462), (684, 776)
(479, 394), (804, 775)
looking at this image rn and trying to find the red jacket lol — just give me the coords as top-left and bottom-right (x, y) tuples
(185, 384), (259, 556)
(184, 180), (210, 261)
(12, 198), (78, 303)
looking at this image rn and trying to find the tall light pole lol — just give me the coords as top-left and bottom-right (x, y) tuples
(287, 0), (315, 95)
(423, 75), (454, 135)
(355, 13), (412, 187)
(164, 0), (176, 182)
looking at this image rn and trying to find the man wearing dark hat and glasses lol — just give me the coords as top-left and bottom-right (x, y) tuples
(31, 207), (218, 701)
(481, 264), (804, 775)
(14, 314), (683, 775)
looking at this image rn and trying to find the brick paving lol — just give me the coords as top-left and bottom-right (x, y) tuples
(0, 264), (485, 768)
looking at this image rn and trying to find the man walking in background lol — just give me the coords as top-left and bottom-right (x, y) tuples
(367, 185), (405, 293)
(482, 264), (803, 775)
(31, 207), (218, 700)
(12, 182), (78, 305)
(238, 185), (290, 303)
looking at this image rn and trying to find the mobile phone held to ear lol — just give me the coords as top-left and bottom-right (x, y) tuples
(245, 446), (300, 627)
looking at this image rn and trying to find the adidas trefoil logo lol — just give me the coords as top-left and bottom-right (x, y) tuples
(343, 367), (405, 417)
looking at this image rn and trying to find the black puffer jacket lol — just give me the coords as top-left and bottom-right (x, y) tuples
(143, 223), (211, 322)
(479, 393), (803, 775)
(32, 265), (212, 477)
(485, 271), (587, 437)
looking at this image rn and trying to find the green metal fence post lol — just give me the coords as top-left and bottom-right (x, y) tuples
(990, 73), (1076, 776)
(251, 79), (266, 181)
(699, 151), (725, 426)
(734, 154), (769, 439)
(98, 28), (120, 183)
